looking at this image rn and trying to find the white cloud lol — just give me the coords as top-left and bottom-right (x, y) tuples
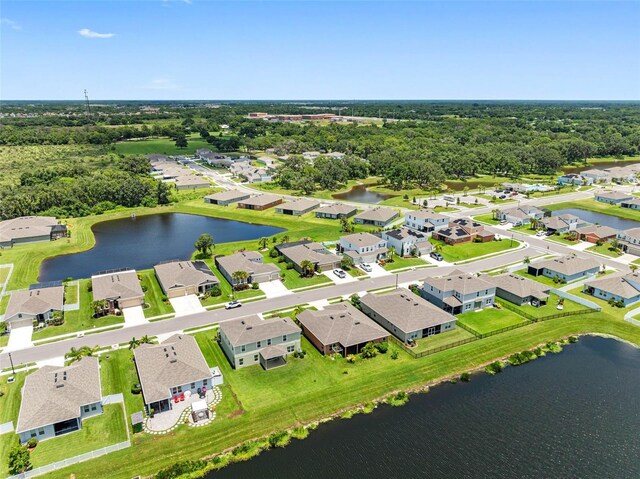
(0, 18), (21, 31)
(144, 78), (180, 91)
(78, 28), (115, 39)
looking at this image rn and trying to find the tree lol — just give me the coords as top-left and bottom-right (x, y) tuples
(140, 335), (153, 345)
(350, 294), (361, 310)
(631, 264), (638, 273)
(523, 256), (531, 265)
(340, 217), (354, 233)
(65, 346), (84, 363)
(434, 243), (443, 253)
(299, 260), (315, 278)
(279, 235), (290, 244)
(231, 270), (249, 286)
(128, 337), (141, 350)
(340, 255), (353, 270)
(7, 445), (31, 474)
(387, 245), (396, 260)
(175, 133), (188, 149)
(194, 233), (214, 257)
(92, 299), (108, 317)
(491, 208), (500, 220)
(258, 237), (269, 250)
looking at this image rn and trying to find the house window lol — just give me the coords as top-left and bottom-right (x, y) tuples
(177, 385), (182, 393)
(241, 345), (246, 352)
(267, 338), (272, 345)
(84, 405), (90, 413)
(38, 428), (45, 436)
(287, 345), (294, 353)
(191, 383), (195, 389)
(172, 387), (177, 394)
(91, 404), (97, 411)
(239, 358), (244, 366)
(254, 354), (259, 361)
(31, 431), (37, 438)
(203, 379), (208, 386)
(283, 335), (287, 342)
(257, 341), (261, 348)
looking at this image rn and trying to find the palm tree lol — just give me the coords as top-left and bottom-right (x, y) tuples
(91, 299), (108, 317)
(299, 260), (315, 278)
(65, 347), (84, 363)
(258, 237), (269, 250)
(387, 245), (396, 261)
(630, 264), (638, 273)
(491, 208), (500, 220)
(231, 270), (249, 288)
(128, 337), (141, 350)
(139, 335), (153, 345)
(434, 244), (443, 254)
(523, 256), (531, 265)
(81, 345), (100, 357)
(280, 235), (290, 244)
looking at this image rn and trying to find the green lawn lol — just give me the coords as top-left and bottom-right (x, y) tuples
(32, 279), (124, 340)
(64, 282), (79, 304)
(546, 234), (580, 246)
(0, 372), (27, 477)
(433, 206), (459, 212)
(473, 214), (501, 225)
(511, 294), (586, 319)
(0, 266), (11, 284)
(382, 255), (426, 271)
(458, 308), (529, 335)
(139, 270), (175, 318)
(511, 224), (538, 236)
(545, 199), (640, 222)
(474, 194), (515, 205)
(515, 269), (566, 288)
(586, 242), (623, 258)
(199, 263), (265, 306)
(114, 135), (216, 156)
(262, 253), (333, 290)
(346, 266), (367, 278)
(0, 294), (10, 315)
(431, 238), (519, 263)
(30, 404), (128, 468)
(99, 350), (146, 429)
(411, 327), (477, 353)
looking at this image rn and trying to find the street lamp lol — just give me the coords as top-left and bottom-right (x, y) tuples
(8, 352), (15, 375)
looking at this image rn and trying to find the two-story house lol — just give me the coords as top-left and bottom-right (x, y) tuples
(404, 209), (449, 232)
(496, 205), (545, 226)
(432, 217), (495, 245)
(540, 214), (588, 234)
(219, 315), (301, 370)
(381, 227), (432, 257)
(617, 228), (640, 256)
(421, 270), (496, 315)
(339, 232), (388, 264)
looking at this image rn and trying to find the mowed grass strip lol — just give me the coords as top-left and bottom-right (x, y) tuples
(457, 308), (529, 335)
(430, 238), (518, 263)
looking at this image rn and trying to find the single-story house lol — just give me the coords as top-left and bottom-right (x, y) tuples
(583, 273), (640, 307)
(0, 216), (67, 248)
(620, 197), (640, 210)
(133, 334), (220, 414)
(432, 218), (495, 245)
(485, 273), (550, 307)
(275, 198), (320, 216)
(496, 206), (545, 226)
(580, 169), (611, 183)
(339, 232), (387, 264)
(174, 175), (211, 190)
(154, 260), (219, 298)
(381, 227), (432, 257)
(314, 203), (357, 220)
(297, 302), (389, 356)
(540, 214), (587, 234)
(605, 166), (637, 183)
(353, 207), (399, 228)
(16, 357), (102, 444)
(360, 288), (456, 343)
(617, 228), (640, 256)
(275, 241), (341, 273)
(237, 194), (283, 211)
(594, 191), (633, 204)
(91, 269), (144, 312)
(219, 315), (301, 369)
(204, 190), (251, 206)
(575, 224), (618, 244)
(557, 173), (592, 186)
(502, 183), (554, 193)
(421, 270), (496, 315)
(4, 284), (64, 331)
(404, 209), (449, 232)
(215, 251), (280, 285)
(527, 255), (600, 283)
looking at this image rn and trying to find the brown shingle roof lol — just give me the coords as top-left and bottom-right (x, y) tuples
(133, 334), (212, 405)
(278, 242), (341, 267)
(5, 286), (64, 321)
(215, 252), (280, 277)
(204, 189), (249, 202)
(315, 203), (357, 216)
(530, 255), (600, 276)
(220, 315), (300, 347)
(278, 198), (320, 213)
(423, 269), (494, 294)
(354, 207), (398, 223)
(238, 194), (282, 207)
(91, 270), (144, 302)
(154, 261), (218, 292)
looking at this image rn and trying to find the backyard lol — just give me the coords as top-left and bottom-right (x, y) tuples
(457, 307), (529, 335)
(411, 327), (477, 353)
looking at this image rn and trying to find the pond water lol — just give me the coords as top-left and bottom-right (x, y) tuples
(209, 337), (640, 479)
(552, 208), (640, 230)
(39, 213), (284, 281)
(332, 185), (395, 204)
(561, 160), (640, 175)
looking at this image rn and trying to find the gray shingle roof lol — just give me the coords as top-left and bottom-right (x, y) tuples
(585, 273), (640, 300)
(215, 252), (280, 277)
(315, 203), (357, 216)
(154, 261), (218, 292)
(0, 216), (63, 242)
(133, 334), (212, 405)
(423, 269), (494, 294)
(204, 189), (249, 202)
(354, 207), (398, 222)
(297, 303), (388, 348)
(485, 274), (550, 300)
(220, 314), (300, 347)
(5, 285), (64, 321)
(238, 194), (281, 207)
(91, 270), (144, 302)
(360, 288), (456, 333)
(278, 242), (341, 268)
(596, 191), (633, 201)
(407, 209), (448, 221)
(278, 198), (320, 213)
(16, 357), (101, 433)
(530, 255), (600, 276)
(341, 232), (384, 248)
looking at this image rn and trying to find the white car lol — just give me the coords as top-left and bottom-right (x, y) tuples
(536, 230), (546, 237)
(360, 263), (373, 272)
(333, 269), (347, 279)
(225, 300), (242, 310)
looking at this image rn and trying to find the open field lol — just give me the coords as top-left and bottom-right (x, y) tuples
(545, 199), (640, 222)
(114, 134), (217, 156)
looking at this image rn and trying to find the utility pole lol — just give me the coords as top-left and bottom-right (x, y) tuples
(8, 352), (15, 375)
(84, 89), (92, 119)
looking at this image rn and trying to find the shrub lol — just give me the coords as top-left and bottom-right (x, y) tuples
(374, 342), (389, 354)
(390, 350), (399, 360)
(268, 431), (290, 448)
(269, 248), (279, 258)
(568, 336), (578, 343)
(485, 361), (504, 375)
(360, 342), (378, 359)
(155, 460), (207, 479)
(7, 445), (31, 475)
(387, 391), (409, 407)
(346, 354), (357, 363)
(285, 261), (294, 270)
(131, 383), (142, 394)
(460, 372), (471, 382)
(293, 349), (307, 359)
(251, 282), (259, 290)
(349, 294), (361, 310)
(26, 438), (38, 449)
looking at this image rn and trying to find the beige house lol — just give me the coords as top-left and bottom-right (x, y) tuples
(215, 251), (280, 285)
(485, 273), (550, 307)
(236, 194), (283, 211)
(174, 175), (211, 190)
(16, 357), (102, 444)
(0, 216), (67, 248)
(276, 241), (342, 273)
(154, 260), (219, 298)
(315, 203), (357, 220)
(4, 285), (64, 330)
(353, 207), (399, 227)
(91, 269), (144, 312)
(204, 189), (251, 206)
(275, 198), (320, 216)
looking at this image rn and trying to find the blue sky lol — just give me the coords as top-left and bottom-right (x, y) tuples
(1, 1), (639, 100)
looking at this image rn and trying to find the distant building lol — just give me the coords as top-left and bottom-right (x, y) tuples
(174, 175), (211, 190)
(315, 203), (358, 220)
(557, 173), (592, 186)
(432, 218), (495, 245)
(0, 216), (67, 248)
(353, 207), (399, 228)
(580, 169), (611, 183)
(621, 197), (640, 210)
(594, 191), (633, 204)
(204, 189), (251, 206)
(275, 198), (320, 216)
(236, 194), (283, 211)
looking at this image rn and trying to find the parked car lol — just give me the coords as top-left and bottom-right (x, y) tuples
(333, 269), (346, 279)
(360, 263), (373, 272)
(536, 230), (546, 237)
(225, 300), (242, 310)
(430, 251), (443, 261)
(499, 195), (507, 199)
(499, 220), (508, 225)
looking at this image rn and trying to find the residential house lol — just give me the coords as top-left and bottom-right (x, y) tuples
(496, 205), (545, 226)
(16, 357), (102, 444)
(315, 203), (357, 220)
(339, 232), (387, 264)
(583, 273), (640, 307)
(297, 303), (389, 356)
(275, 240), (341, 273)
(605, 166), (637, 183)
(133, 334), (221, 414)
(230, 161), (273, 183)
(485, 273), (550, 307)
(617, 228), (640, 256)
(422, 270), (496, 315)
(4, 285), (64, 331)
(204, 189), (251, 206)
(557, 173), (592, 186)
(174, 175), (211, 190)
(0, 216), (67, 248)
(621, 197), (640, 210)
(594, 191), (633, 204)
(215, 251), (281, 285)
(353, 207), (399, 228)
(575, 224), (618, 244)
(236, 194), (283, 211)
(432, 217), (495, 245)
(275, 198), (320, 216)
(154, 260), (219, 298)
(360, 288), (456, 343)
(91, 269), (144, 312)
(219, 315), (301, 369)
(502, 183), (554, 193)
(540, 214), (587, 234)
(196, 150), (235, 168)
(580, 169), (611, 184)
(527, 255), (600, 283)
(381, 227), (432, 257)
(256, 156), (277, 168)
(404, 209), (449, 232)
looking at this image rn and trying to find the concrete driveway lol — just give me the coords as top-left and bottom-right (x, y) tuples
(122, 306), (148, 326)
(6, 325), (33, 352)
(323, 270), (356, 284)
(170, 295), (206, 316)
(260, 280), (290, 298)
(367, 263), (390, 278)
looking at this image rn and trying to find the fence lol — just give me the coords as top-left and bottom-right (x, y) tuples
(390, 333), (480, 359)
(8, 441), (131, 479)
(498, 297), (598, 323)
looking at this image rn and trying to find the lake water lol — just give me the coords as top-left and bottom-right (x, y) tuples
(209, 337), (640, 479)
(332, 185), (395, 204)
(552, 208), (640, 230)
(39, 213), (284, 281)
